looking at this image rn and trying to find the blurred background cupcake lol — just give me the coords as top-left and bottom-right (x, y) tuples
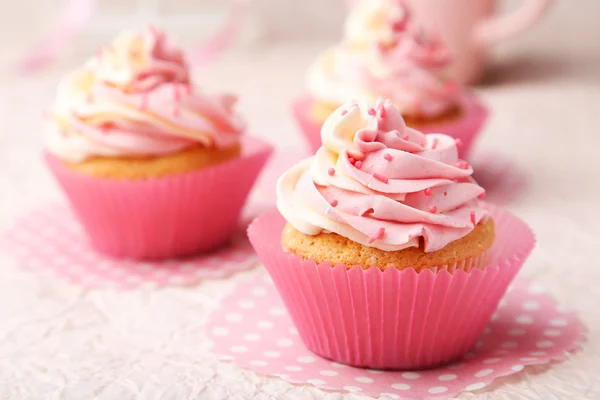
(293, 0), (488, 157)
(45, 26), (272, 260)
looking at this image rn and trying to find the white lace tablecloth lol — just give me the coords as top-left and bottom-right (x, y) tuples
(1, 1), (599, 398)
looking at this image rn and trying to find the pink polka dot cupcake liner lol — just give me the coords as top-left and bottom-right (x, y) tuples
(209, 274), (584, 399)
(247, 203), (535, 370)
(292, 92), (488, 158)
(45, 136), (272, 260)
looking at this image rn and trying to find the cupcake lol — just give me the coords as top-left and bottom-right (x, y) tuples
(249, 99), (534, 370)
(293, 0), (487, 156)
(45, 27), (272, 259)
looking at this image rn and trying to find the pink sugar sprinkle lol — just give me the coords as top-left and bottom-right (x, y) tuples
(349, 157), (355, 165)
(368, 108), (376, 116)
(379, 107), (386, 118)
(444, 191), (448, 196)
(392, 19), (407, 32)
(424, 188), (433, 196)
(341, 109), (348, 116)
(185, 83), (192, 95)
(455, 161), (470, 170)
(470, 211), (477, 225)
(446, 81), (458, 93)
(373, 173), (389, 183)
(173, 84), (181, 101)
(384, 153), (392, 161)
(367, 227), (385, 244)
(330, 199), (338, 207)
(455, 138), (463, 147)
(429, 206), (438, 214)
(478, 191), (486, 199)
(402, 135), (409, 141)
(328, 168), (335, 176)
(139, 94), (148, 110)
(432, 138), (439, 150)
(355, 161), (363, 169)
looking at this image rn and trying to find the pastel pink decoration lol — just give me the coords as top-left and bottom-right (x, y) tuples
(367, 227), (385, 244)
(2, 205), (260, 289)
(372, 172), (389, 183)
(45, 136), (272, 259)
(187, 0), (251, 68)
(292, 92), (488, 159)
(16, 0), (252, 73)
(209, 273), (584, 399)
(15, 0), (98, 73)
(404, 0), (552, 83)
(247, 203), (534, 370)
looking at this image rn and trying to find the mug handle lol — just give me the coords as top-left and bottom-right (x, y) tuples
(474, 0), (552, 47)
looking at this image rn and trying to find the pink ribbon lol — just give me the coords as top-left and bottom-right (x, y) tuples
(15, 0), (249, 73)
(188, 0), (251, 67)
(16, 0), (97, 73)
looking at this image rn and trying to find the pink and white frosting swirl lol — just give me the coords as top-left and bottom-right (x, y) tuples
(307, 0), (458, 118)
(277, 99), (486, 252)
(46, 27), (244, 162)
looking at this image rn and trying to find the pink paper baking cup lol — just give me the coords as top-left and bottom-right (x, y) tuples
(248, 204), (535, 370)
(292, 92), (488, 158)
(46, 136), (273, 260)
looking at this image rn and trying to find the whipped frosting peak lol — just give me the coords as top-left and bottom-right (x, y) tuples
(307, 0), (458, 118)
(90, 26), (189, 92)
(46, 26), (244, 162)
(277, 99), (486, 253)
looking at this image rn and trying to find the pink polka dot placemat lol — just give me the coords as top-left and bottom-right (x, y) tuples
(209, 274), (584, 399)
(2, 204), (260, 289)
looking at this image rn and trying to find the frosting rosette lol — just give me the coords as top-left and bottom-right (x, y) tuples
(46, 26), (244, 162)
(277, 99), (487, 252)
(307, 0), (458, 118)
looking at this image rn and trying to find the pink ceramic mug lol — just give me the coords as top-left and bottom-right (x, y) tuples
(345, 0), (552, 83)
(405, 0), (552, 83)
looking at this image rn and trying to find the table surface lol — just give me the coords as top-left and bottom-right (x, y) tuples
(1, 1), (599, 399)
